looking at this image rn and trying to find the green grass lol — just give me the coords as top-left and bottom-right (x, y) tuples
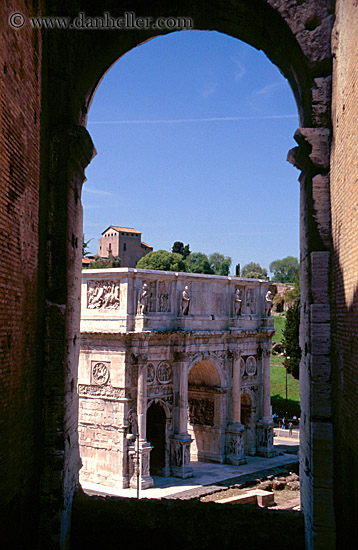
(272, 314), (285, 344)
(270, 316), (300, 418)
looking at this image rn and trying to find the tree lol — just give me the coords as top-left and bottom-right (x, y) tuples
(184, 252), (213, 274)
(285, 271), (300, 307)
(82, 234), (93, 257)
(172, 241), (191, 260)
(283, 298), (301, 379)
(209, 252), (232, 276)
(86, 253), (121, 269)
(136, 250), (186, 272)
(241, 262), (268, 279)
(269, 256), (299, 283)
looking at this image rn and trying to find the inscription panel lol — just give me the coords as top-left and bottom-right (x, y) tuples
(78, 384), (125, 400)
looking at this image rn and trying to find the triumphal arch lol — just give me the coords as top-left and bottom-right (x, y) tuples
(78, 268), (275, 490)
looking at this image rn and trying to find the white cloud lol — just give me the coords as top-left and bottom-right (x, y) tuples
(83, 187), (114, 196)
(201, 82), (218, 98)
(252, 81), (285, 97)
(230, 57), (246, 82)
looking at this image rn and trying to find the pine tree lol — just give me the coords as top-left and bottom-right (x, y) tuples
(283, 298), (301, 379)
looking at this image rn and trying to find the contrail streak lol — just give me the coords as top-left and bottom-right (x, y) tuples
(88, 114), (297, 125)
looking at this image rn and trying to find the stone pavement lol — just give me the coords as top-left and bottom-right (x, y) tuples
(81, 438), (299, 501)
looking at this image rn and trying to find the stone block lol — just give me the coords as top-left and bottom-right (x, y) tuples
(310, 251), (330, 303)
(216, 489), (274, 507)
(310, 303), (330, 324)
(310, 323), (331, 355)
(312, 174), (331, 247)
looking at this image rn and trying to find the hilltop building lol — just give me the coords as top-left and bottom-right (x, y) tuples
(99, 226), (153, 267)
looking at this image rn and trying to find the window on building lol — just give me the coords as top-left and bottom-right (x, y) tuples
(123, 243), (126, 251)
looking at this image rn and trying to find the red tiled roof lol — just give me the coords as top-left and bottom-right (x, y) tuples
(102, 226), (141, 235)
(141, 242), (153, 249)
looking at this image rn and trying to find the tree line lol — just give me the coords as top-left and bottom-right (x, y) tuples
(83, 235), (299, 283)
(137, 241), (299, 284)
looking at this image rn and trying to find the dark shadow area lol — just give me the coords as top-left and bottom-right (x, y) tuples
(71, 489), (304, 550)
(147, 403), (166, 475)
(331, 267), (358, 548)
(273, 442), (299, 456)
(271, 394), (300, 419)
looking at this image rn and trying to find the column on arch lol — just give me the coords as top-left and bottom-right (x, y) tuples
(226, 348), (246, 465)
(170, 351), (193, 478)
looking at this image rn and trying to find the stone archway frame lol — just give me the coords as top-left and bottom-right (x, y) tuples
(187, 357), (227, 463)
(241, 386), (258, 417)
(147, 397), (172, 419)
(187, 351), (227, 388)
(146, 398), (172, 477)
(41, 1), (335, 546)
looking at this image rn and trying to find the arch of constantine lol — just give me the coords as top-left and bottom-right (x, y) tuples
(79, 269), (276, 489)
(4, 0), (358, 548)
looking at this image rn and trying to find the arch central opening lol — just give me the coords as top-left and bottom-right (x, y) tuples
(188, 360), (224, 463)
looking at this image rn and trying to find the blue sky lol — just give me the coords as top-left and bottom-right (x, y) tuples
(84, 30), (299, 275)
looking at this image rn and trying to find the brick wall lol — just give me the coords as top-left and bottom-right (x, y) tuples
(0, 0), (42, 544)
(330, 1), (358, 545)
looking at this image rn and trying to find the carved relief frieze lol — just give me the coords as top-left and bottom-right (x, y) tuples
(147, 385), (173, 399)
(147, 363), (155, 384)
(78, 384), (125, 399)
(188, 397), (214, 426)
(246, 356), (257, 376)
(240, 357), (246, 377)
(149, 281), (156, 312)
(226, 433), (244, 456)
(246, 287), (256, 314)
(87, 280), (120, 309)
(158, 281), (171, 312)
(170, 439), (191, 467)
(127, 408), (137, 426)
(156, 361), (172, 384)
(91, 361), (110, 385)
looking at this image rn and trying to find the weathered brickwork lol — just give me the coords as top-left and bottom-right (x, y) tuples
(0, 0), (42, 544)
(330, 1), (358, 546)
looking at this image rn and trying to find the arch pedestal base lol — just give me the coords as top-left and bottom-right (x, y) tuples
(226, 423), (246, 465)
(170, 436), (193, 479)
(129, 441), (154, 490)
(255, 421), (277, 458)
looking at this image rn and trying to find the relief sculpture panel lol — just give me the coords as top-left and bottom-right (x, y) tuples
(156, 361), (172, 384)
(188, 398), (214, 426)
(87, 281), (120, 309)
(91, 361), (110, 385)
(158, 281), (171, 312)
